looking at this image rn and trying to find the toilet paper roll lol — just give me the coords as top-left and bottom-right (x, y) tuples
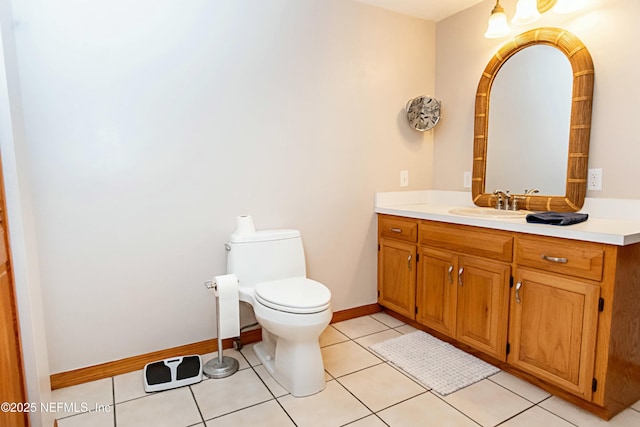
(213, 274), (240, 339)
(235, 215), (256, 235)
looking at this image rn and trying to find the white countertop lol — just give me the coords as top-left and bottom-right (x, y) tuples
(375, 191), (640, 246)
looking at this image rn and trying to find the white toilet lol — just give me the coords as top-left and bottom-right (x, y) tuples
(226, 217), (332, 397)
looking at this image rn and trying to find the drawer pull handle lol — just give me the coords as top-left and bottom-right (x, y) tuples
(458, 267), (464, 286)
(448, 265), (454, 284)
(390, 228), (402, 233)
(515, 281), (523, 304)
(542, 255), (568, 264)
(407, 255), (412, 271)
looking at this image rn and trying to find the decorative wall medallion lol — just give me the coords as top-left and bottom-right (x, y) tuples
(406, 96), (441, 131)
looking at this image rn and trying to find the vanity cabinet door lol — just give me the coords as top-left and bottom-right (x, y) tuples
(378, 238), (416, 320)
(416, 247), (457, 337)
(456, 256), (511, 361)
(508, 268), (600, 400)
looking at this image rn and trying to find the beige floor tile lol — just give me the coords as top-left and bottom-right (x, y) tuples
(488, 371), (551, 403)
(344, 415), (388, 427)
(606, 408), (640, 426)
(540, 396), (640, 426)
(500, 406), (574, 427)
(319, 325), (350, 347)
(191, 368), (272, 420)
(439, 379), (532, 426)
(114, 370), (147, 404)
(278, 380), (371, 427)
(321, 340), (382, 378)
(56, 406), (114, 427)
(116, 387), (201, 427)
(395, 324), (419, 334)
(51, 377), (113, 419)
(338, 364), (426, 411)
(354, 328), (402, 351)
(62, 313), (640, 427)
(239, 342), (261, 366)
(205, 400), (295, 427)
(370, 312), (405, 328)
(378, 392), (478, 427)
(253, 364), (289, 397)
(383, 361), (430, 387)
(332, 316), (389, 339)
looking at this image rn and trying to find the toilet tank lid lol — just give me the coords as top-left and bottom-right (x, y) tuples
(230, 228), (300, 243)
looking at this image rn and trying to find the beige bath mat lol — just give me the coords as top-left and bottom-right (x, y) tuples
(369, 331), (500, 395)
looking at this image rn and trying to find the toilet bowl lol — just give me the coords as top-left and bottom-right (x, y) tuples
(241, 278), (331, 396)
(226, 216), (332, 397)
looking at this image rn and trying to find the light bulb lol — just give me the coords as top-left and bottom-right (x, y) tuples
(512, 0), (541, 25)
(484, 1), (509, 39)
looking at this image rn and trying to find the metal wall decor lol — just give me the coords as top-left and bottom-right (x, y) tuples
(406, 95), (441, 131)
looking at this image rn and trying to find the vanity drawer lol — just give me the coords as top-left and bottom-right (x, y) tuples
(378, 215), (418, 243)
(419, 221), (513, 262)
(516, 236), (604, 281)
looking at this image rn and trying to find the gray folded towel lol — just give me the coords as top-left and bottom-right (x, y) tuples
(525, 212), (589, 226)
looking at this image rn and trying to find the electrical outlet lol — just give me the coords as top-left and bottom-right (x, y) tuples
(400, 170), (409, 187)
(463, 171), (472, 188)
(588, 168), (602, 191)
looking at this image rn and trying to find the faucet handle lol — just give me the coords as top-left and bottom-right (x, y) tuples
(511, 195), (520, 211)
(524, 188), (540, 195)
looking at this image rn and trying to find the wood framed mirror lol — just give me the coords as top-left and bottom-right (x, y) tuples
(472, 28), (594, 212)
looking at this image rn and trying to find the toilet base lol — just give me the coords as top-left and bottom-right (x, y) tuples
(253, 335), (326, 397)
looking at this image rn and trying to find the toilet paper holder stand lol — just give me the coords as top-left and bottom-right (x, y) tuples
(203, 279), (239, 379)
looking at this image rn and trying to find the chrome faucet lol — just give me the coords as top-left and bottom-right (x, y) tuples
(493, 189), (511, 210)
(509, 188), (539, 211)
(494, 189), (539, 211)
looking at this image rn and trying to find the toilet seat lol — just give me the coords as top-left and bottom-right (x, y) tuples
(255, 277), (331, 314)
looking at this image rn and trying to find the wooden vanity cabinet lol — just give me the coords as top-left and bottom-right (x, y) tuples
(508, 267), (600, 400)
(377, 216), (417, 319)
(510, 234), (640, 417)
(455, 255), (511, 360)
(416, 247), (457, 337)
(377, 216), (512, 360)
(509, 235), (605, 400)
(376, 213), (640, 419)
(417, 222), (511, 361)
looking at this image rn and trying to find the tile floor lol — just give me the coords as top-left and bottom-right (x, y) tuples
(53, 312), (640, 427)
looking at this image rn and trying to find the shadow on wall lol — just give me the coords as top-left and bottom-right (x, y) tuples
(397, 107), (429, 151)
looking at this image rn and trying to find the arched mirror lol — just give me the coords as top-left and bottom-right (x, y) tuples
(472, 28), (594, 212)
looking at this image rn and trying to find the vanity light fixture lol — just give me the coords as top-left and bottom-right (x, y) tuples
(484, 0), (584, 39)
(484, 1), (509, 39)
(512, 0), (541, 25)
(552, 0), (584, 14)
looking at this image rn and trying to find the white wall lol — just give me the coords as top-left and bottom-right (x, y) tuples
(1, 0), (53, 425)
(9, 0), (435, 373)
(434, 0), (640, 200)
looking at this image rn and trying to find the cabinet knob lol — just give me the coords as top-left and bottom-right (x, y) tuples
(515, 281), (523, 304)
(407, 255), (412, 271)
(458, 267), (464, 286)
(448, 265), (454, 284)
(390, 228), (402, 233)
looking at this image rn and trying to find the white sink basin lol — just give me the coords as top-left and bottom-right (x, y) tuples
(449, 207), (530, 219)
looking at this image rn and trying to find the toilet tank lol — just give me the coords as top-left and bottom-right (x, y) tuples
(227, 229), (307, 288)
